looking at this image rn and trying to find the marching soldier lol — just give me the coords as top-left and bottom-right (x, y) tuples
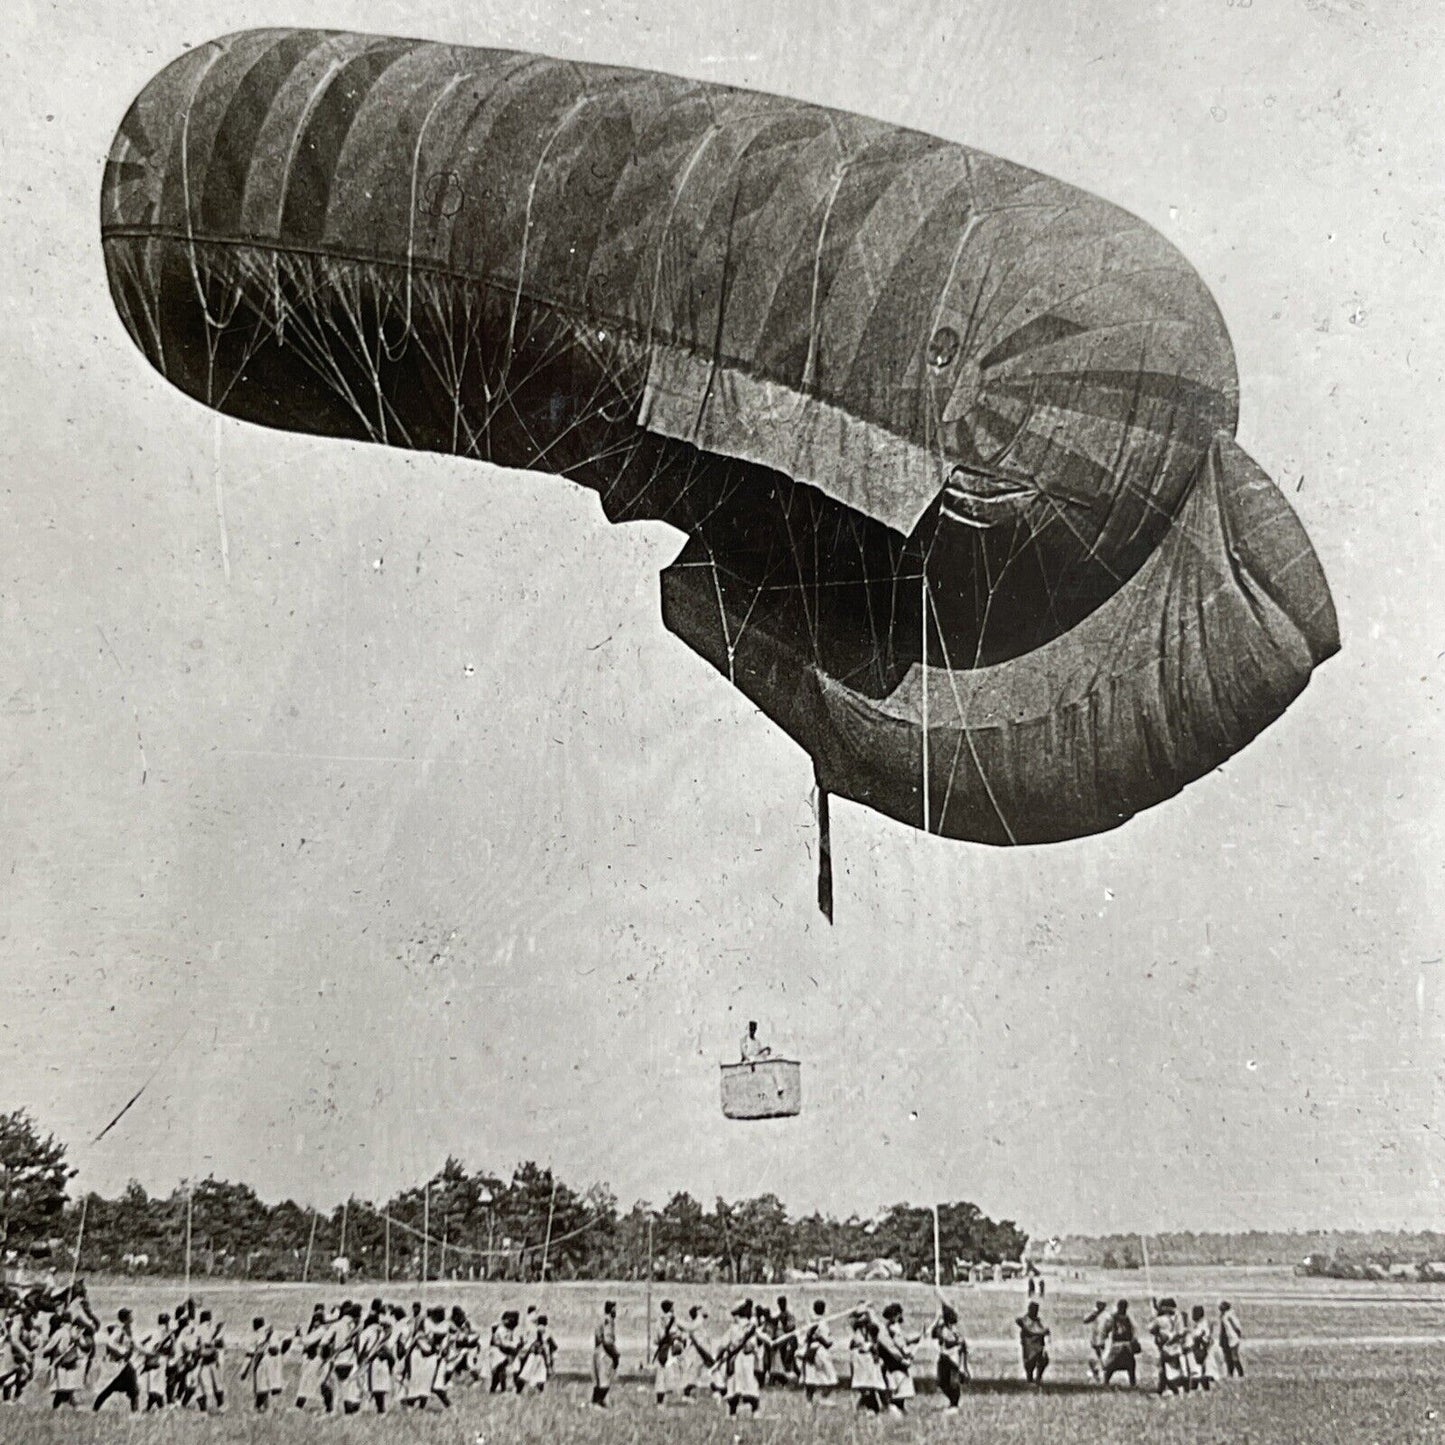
(170, 1304), (201, 1406)
(590, 1300), (619, 1408)
(515, 1311), (556, 1393)
(682, 1304), (715, 1395)
(771, 1295), (798, 1382)
(930, 1302), (967, 1410)
(324, 1301), (363, 1414)
(848, 1309), (886, 1413)
(357, 1303), (396, 1414)
(42, 1313), (90, 1408)
(136, 1311), (172, 1411)
(800, 1299), (837, 1403)
(193, 1308), (225, 1413)
(1085, 1299), (1110, 1383)
(92, 1307), (140, 1413)
(652, 1299), (682, 1404)
(723, 1300), (762, 1417)
(487, 1309), (520, 1393)
(879, 1302), (919, 1414)
(1149, 1298), (1188, 1396)
(293, 1304), (328, 1410)
(1101, 1300), (1139, 1386)
(241, 1315), (289, 1411)
(1015, 1300), (1051, 1385)
(1219, 1300), (1245, 1377)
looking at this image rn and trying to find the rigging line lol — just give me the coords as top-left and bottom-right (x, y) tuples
(91, 1028), (193, 1145)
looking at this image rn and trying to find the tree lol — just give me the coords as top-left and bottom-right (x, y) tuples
(0, 1109), (74, 1254)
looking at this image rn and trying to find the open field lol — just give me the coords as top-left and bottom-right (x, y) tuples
(5, 1269), (1443, 1443)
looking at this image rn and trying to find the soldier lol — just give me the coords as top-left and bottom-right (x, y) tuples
(92, 1307), (140, 1413)
(801, 1299), (837, 1404)
(430, 1305), (458, 1408)
(241, 1315), (287, 1411)
(682, 1304), (714, 1395)
(357, 1303), (394, 1414)
(879, 1302), (919, 1414)
(170, 1304), (201, 1407)
(930, 1302), (967, 1410)
(1149, 1298), (1188, 1396)
(325, 1301), (363, 1415)
(1184, 1304), (1216, 1390)
(400, 1307), (440, 1410)
(590, 1300), (619, 1408)
(1218, 1301), (1245, 1377)
(652, 1299), (682, 1404)
(293, 1304), (328, 1410)
(740, 1021), (771, 1062)
(1085, 1299), (1110, 1383)
(42, 1313), (90, 1408)
(136, 1311), (171, 1411)
(848, 1310), (885, 1414)
(1101, 1300), (1139, 1386)
(723, 1300), (761, 1417)
(772, 1295), (798, 1382)
(447, 1305), (480, 1384)
(515, 1312), (556, 1393)
(1015, 1300), (1051, 1385)
(0, 1303), (35, 1402)
(487, 1309), (520, 1393)
(193, 1308), (225, 1413)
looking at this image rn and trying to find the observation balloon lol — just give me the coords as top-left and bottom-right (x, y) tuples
(101, 30), (1339, 911)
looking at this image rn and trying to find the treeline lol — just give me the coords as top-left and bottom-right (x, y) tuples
(1056, 1230), (1445, 1268)
(2, 1111), (1027, 1284)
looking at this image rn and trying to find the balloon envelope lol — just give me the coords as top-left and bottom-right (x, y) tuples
(101, 29), (1338, 850)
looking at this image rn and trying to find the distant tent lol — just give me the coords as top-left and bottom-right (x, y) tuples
(720, 1058), (802, 1120)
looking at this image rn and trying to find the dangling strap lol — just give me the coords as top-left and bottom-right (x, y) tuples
(816, 774), (834, 924)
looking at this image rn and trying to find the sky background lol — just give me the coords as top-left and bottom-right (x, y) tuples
(1, 0), (1441, 1239)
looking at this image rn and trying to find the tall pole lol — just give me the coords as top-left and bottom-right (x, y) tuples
(440, 1216), (448, 1284)
(384, 1214), (391, 1284)
(643, 1213), (654, 1369)
(339, 1198), (348, 1261)
(68, 1194), (89, 1293)
(931, 1203), (943, 1294)
(183, 1184), (194, 1299)
(422, 1184), (430, 1292)
(540, 1177), (558, 1283)
(1140, 1233), (1154, 1305)
(302, 1209), (317, 1285)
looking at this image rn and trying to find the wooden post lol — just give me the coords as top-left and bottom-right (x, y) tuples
(384, 1213), (391, 1284)
(931, 1204), (943, 1295)
(183, 1185), (194, 1298)
(339, 1197), (348, 1261)
(68, 1193), (89, 1292)
(440, 1216), (448, 1283)
(642, 1213), (654, 1369)
(539, 1177), (558, 1283)
(422, 1184), (430, 1291)
(302, 1209), (317, 1285)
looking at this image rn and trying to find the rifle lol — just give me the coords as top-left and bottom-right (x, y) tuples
(650, 1317), (679, 1367)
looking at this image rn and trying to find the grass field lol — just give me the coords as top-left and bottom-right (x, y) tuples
(5, 1269), (1443, 1443)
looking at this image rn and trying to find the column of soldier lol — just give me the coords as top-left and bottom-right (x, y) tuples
(0, 1282), (561, 1415)
(0, 1280), (1248, 1417)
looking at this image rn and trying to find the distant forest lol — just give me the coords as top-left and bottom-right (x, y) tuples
(0, 1110), (1028, 1284)
(1055, 1231), (1445, 1269)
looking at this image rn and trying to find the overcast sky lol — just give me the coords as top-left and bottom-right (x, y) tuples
(1, 0), (1440, 1239)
